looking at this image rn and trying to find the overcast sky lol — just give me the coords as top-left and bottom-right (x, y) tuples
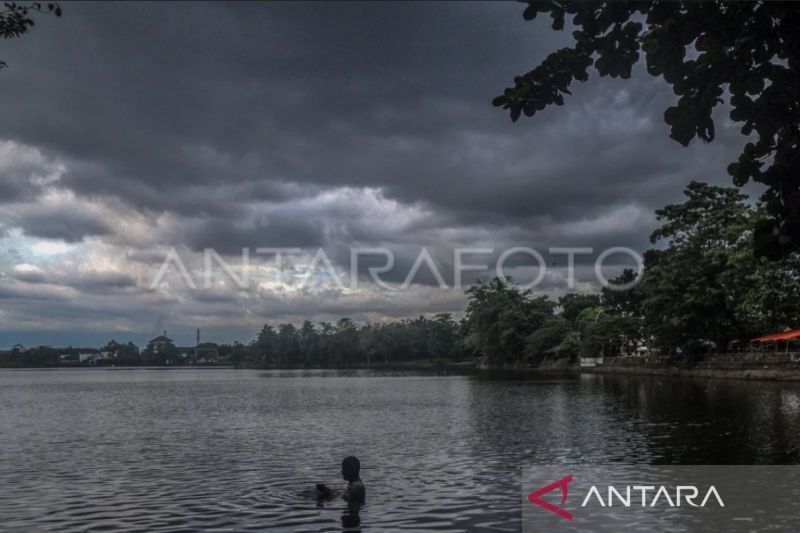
(0, 1), (755, 348)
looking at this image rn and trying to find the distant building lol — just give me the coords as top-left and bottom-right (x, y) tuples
(59, 353), (79, 364)
(192, 329), (219, 363)
(177, 346), (195, 360)
(78, 349), (101, 363)
(195, 342), (219, 363)
(147, 333), (174, 354)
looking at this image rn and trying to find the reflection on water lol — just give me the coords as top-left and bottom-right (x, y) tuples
(0, 369), (799, 531)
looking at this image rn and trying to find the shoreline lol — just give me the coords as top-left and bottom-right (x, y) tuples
(578, 364), (800, 382)
(5, 360), (800, 382)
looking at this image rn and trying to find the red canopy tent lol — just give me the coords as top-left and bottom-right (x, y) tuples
(751, 329), (800, 343)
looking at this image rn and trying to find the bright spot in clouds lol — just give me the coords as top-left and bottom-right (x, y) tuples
(30, 240), (71, 255)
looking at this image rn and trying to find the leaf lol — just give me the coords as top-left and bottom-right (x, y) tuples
(492, 95), (508, 107)
(523, 4), (538, 21)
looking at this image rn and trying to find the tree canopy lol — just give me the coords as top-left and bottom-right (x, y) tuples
(494, 1), (800, 259)
(640, 181), (800, 356)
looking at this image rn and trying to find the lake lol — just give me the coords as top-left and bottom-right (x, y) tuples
(1, 368), (799, 531)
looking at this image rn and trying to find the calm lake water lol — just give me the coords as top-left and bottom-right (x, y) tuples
(1, 368), (800, 532)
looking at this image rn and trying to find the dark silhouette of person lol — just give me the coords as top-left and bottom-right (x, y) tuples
(317, 456), (365, 530)
(340, 456), (365, 505)
(316, 456), (366, 504)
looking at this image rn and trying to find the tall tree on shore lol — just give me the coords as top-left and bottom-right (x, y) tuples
(428, 313), (458, 360)
(494, 1), (800, 259)
(640, 181), (800, 356)
(558, 293), (601, 325)
(601, 269), (643, 317)
(642, 182), (751, 354)
(299, 320), (319, 367)
(255, 325), (278, 367)
(276, 323), (300, 367)
(463, 277), (555, 364)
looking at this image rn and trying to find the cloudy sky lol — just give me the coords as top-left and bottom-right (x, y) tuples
(0, 2), (755, 348)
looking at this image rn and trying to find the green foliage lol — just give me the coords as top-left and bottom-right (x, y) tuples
(555, 330), (581, 360)
(640, 181), (800, 353)
(601, 269), (643, 316)
(463, 277), (556, 364)
(558, 293), (601, 325)
(580, 312), (639, 358)
(0, 345), (59, 367)
(524, 316), (571, 363)
(113, 342), (141, 365)
(496, 1), (800, 258)
(239, 313), (466, 369)
(427, 313), (458, 360)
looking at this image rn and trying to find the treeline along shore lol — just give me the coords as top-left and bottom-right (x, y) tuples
(3, 182), (800, 378)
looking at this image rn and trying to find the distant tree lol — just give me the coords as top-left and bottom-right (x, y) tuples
(276, 323), (300, 367)
(579, 312), (639, 358)
(317, 322), (336, 367)
(255, 324), (278, 367)
(227, 341), (247, 366)
(637, 181), (800, 357)
(427, 313), (457, 360)
(727, 207), (800, 335)
(298, 320), (319, 367)
(555, 330), (582, 360)
(7, 345), (58, 367)
(641, 182), (752, 354)
(217, 343), (233, 363)
(524, 315), (571, 364)
(116, 342), (141, 365)
(334, 318), (361, 367)
(1, 2), (62, 69)
(464, 277), (555, 364)
(558, 293), (601, 325)
(601, 269), (643, 316)
(102, 339), (121, 356)
(407, 316), (430, 360)
(495, 1), (800, 259)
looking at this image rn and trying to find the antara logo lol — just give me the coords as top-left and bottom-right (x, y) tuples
(528, 474), (574, 520)
(581, 484), (725, 508)
(528, 475), (725, 520)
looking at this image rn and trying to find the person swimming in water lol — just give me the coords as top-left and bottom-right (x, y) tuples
(314, 457), (365, 530)
(316, 456), (366, 504)
(340, 456), (365, 504)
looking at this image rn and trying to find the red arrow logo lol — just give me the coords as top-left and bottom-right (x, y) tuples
(528, 474), (574, 521)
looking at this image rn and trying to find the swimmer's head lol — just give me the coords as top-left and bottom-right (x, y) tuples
(341, 456), (360, 482)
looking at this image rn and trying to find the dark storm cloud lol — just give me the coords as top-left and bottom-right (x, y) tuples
(10, 206), (112, 242)
(8, 268), (47, 284)
(0, 2), (570, 213)
(182, 213), (325, 253)
(7, 267), (137, 292)
(0, 2), (754, 344)
(61, 271), (138, 292)
(0, 165), (42, 204)
(0, 2), (745, 231)
(0, 282), (70, 302)
(0, 142), (56, 203)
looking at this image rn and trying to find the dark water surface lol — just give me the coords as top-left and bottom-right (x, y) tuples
(1, 368), (800, 531)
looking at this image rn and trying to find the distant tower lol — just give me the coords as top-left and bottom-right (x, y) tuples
(196, 328), (200, 347)
(163, 330), (167, 337)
